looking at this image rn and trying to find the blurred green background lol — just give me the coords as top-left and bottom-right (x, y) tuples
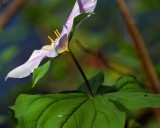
(0, 0), (160, 127)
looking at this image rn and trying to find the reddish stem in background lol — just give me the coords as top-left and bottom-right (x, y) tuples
(0, 0), (25, 28)
(116, 0), (160, 92)
(117, 0), (160, 122)
(76, 39), (126, 75)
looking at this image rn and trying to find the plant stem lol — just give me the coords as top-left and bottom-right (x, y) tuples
(116, 0), (160, 122)
(69, 50), (94, 98)
(116, 0), (160, 93)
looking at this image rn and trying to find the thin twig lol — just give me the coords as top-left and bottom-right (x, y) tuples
(0, 0), (25, 28)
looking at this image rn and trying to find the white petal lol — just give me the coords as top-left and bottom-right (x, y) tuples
(78, 0), (97, 13)
(65, 0), (97, 32)
(65, 2), (80, 32)
(5, 49), (51, 80)
(46, 46), (59, 58)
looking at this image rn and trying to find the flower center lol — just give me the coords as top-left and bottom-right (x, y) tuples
(43, 29), (61, 50)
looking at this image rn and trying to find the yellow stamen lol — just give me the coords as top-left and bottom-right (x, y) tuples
(56, 29), (61, 36)
(46, 29), (60, 46)
(48, 36), (55, 43)
(54, 30), (59, 38)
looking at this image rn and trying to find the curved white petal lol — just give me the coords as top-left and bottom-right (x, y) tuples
(65, 2), (80, 32)
(46, 46), (59, 58)
(5, 49), (51, 80)
(52, 0), (97, 54)
(65, 0), (97, 32)
(78, 0), (97, 13)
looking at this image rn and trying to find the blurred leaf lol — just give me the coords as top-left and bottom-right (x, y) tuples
(0, 27), (3, 33)
(0, 46), (19, 62)
(0, 115), (7, 125)
(78, 71), (104, 95)
(68, 12), (94, 42)
(32, 60), (51, 87)
(135, 0), (160, 13)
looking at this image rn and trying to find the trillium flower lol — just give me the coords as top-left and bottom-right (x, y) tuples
(6, 0), (97, 80)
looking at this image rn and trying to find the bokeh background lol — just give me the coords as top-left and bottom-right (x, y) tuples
(0, 0), (160, 127)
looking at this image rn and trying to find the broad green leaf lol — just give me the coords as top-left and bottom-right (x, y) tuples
(32, 60), (51, 87)
(12, 75), (160, 128)
(104, 75), (160, 110)
(68, 12), (94, 42)
(78, 71), (104, 95)
(106, 92), (160, 110)
(96, 75), (147, 95)
(115, 75), (146, 92)
(13, 93), (125, 128)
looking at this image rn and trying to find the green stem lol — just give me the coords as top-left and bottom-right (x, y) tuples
(69, 50), (94, 98)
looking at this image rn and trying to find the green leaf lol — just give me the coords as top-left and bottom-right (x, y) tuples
(12, 75), (160, 128)
(115, 75), (146, 92)
(13, 93), (125, 128)
(68, 12), (94, 42)
(106, 92), (160, 110)
(8, 106), (19, 127)
(32, 60), (51, 87)
(104, 75), (160, 110)
(97, 75), (144, 95)
(78, 71), (104, 95)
